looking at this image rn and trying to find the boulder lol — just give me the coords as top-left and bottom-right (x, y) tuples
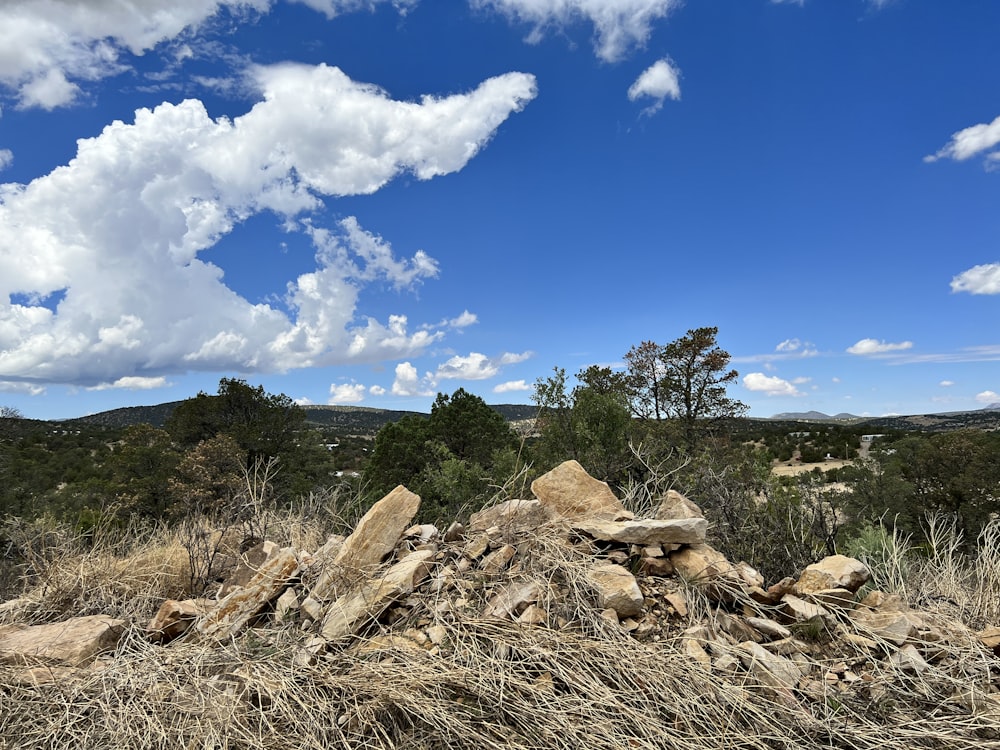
(483, 580), (544, 620)
(654, 490), (704, 521)
(308, 485), (421, 604)
(586, 563), (644, 618)
(850, 609), (915, 646)
(319, 549), (437, 641)
(0, 615), (124, 666)
(794, 555), (869, 595)
(571, 517), (707, 546)
(530, 460), (632, 522)
(195, 547), (301, 641)
(737, 641), (802, 703)
(218, 541), (279, 598)
(480, 544), (517, 574)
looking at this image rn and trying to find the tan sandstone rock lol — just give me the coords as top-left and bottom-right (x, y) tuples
(319, 549), (437, 641)
(530, 460), (632, 522)
(146, 598), (211, 643)
(469, 499), (550, 535)
(571, 517), (707, 546)
(586, 563), (644, 618)
(654, 489), (704, 521)
(0, 615), (125, 666)
(195, 547), (301, 641)
(794, 555), (869, 595)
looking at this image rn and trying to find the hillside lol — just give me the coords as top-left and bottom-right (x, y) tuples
(66, 401), (539, 436)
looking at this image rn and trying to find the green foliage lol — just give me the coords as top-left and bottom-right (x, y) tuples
(531, 366), (632, 482)
(667, 443), (842, 581)
(363, 388), (518, 523)
(165, 377), (335, 500)
(847, 430), (1000, 546)
(106, 424), (180, 518)
(624, 327), (746, 451)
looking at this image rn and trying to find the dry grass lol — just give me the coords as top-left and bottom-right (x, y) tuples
(2, 504), (1000, 748)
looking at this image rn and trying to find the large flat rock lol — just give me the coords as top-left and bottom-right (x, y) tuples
(0, 615), (124, 666)
(572, 517), (706, 546)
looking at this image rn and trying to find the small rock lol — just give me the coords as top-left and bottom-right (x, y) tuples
(586, 563), (644, 618)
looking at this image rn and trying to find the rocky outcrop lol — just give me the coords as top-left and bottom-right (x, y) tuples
(4, 460), (998, 748)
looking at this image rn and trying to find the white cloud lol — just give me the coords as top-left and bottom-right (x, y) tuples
(0, 0), (272, 110)
(369, 384), (386, 396)
(0, 380), (45, 395)
(292, 0), (418, 18)
(742, 372), (804, 397)
(951, 263), (1000, 295)
(87, 376), (169, 391)
(0, 149), (11, 171)
(846, 338), (914, 355)
(939, 380), (954, 387)
(0, 64), (536, 386)
(474, 0), (681, 62)
(627, 58), (680, 114)
(925, 114), (1000, 165)
(436, 350), (531, 380)
(448, 310), (478, 328)
(776, 338), (801, 352)
(975, 390), (1000, 405)
(328, 382), (366, 404)
(391, 362), (436, 397)
(494, 379), (530, 393)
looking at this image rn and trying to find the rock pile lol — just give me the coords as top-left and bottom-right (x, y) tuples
(2, 459), (999, 737)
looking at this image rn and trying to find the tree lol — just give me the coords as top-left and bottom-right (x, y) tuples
(363, 388), (517, 522)
(165, 378), (332, 497)
(166, 378), (306, 467)
(626, 327), (746, 450)
(107, 424), (180, 518)
(532, 366), (633, 482)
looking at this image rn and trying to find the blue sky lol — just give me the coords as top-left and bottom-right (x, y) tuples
(0, 0), (998, 421)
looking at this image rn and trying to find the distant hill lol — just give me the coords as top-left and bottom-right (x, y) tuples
(768, 407), (1000, 433)
(769, 411), (862, 422)
(67, 400), (538, 436)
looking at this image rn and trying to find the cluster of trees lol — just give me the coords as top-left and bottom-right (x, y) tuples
(363, 389), (520, 523)
(4, 324), (1000, 581)
(531, 327), (747, 485)
(0, 379), (339, 526)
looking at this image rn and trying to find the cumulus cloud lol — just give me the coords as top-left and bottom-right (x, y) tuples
(776, 338), (801, 352)
(0, 0), (272, 110)
(925, 114), (1000, 166)
(493, 379), (530, 393)
(742, 372), (803, 397)
(474, 0), (681, 62)
(846, 338), (914, 355)
(939, 380), (955, 387)
(328, 382), (367, 403)
(951, 263), (1000, 295)
(391, 362), (436, 397)
(627, 58), (680, 114)
(976, 390), (1000, 405)
(435, 350), (531, 380)
(0, 149), (11, 171)
(87, 376), (169, 391)
(0, 64), (537, 386)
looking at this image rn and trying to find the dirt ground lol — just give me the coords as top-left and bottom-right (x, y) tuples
(771, 458), (853, 477)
